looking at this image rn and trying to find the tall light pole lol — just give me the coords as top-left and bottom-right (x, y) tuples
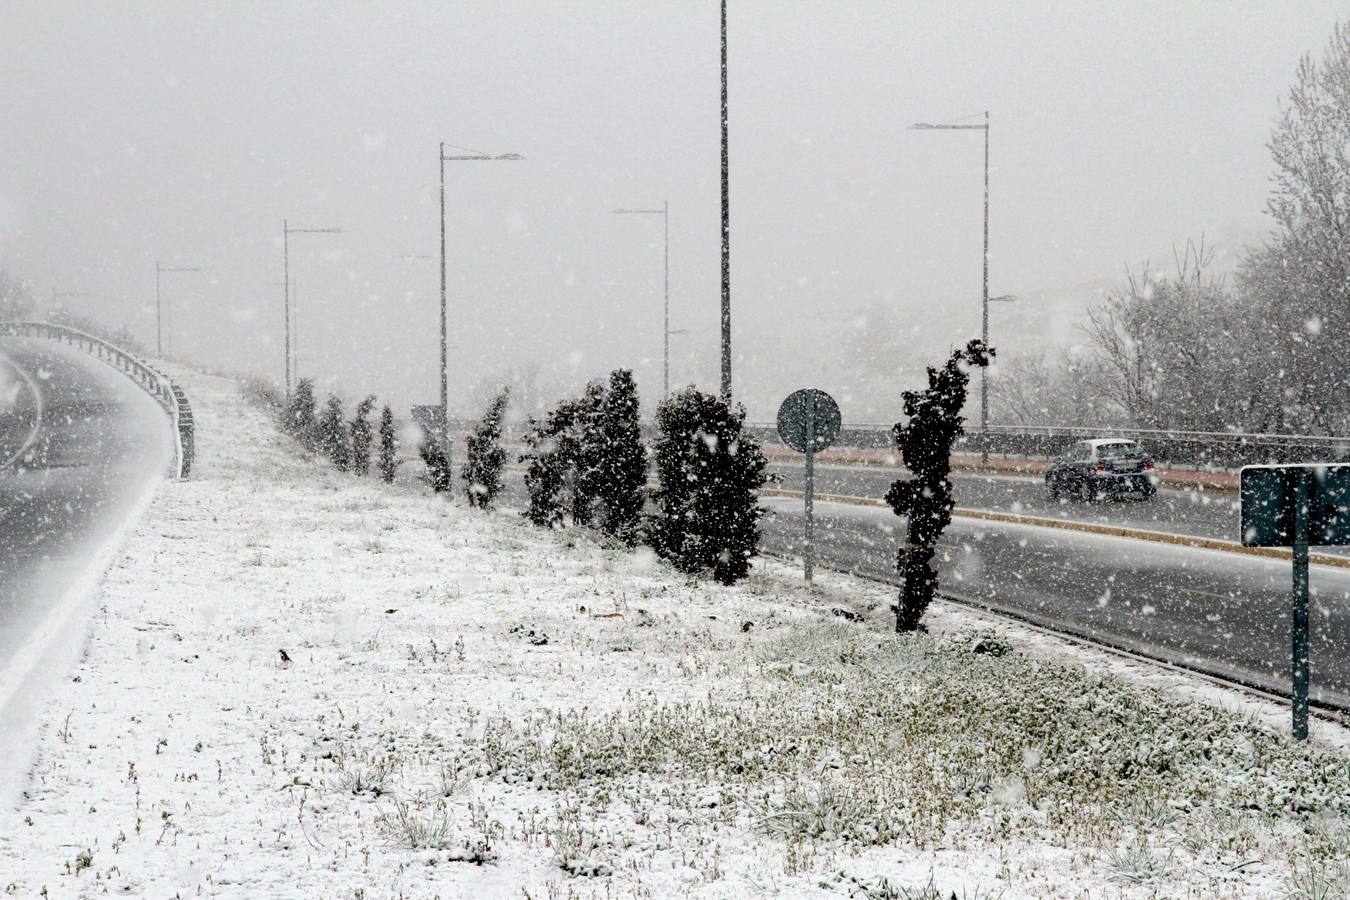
(283, 221), (341, 399)
(719, 0), (732, 400)
(155, 262), (201, 357)
(909, 111), (992, 458)
(611, 202), (672, 397)
(439, 143), (522, 459)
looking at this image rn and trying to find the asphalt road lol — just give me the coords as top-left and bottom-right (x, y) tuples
(0, 336), (172, 801)
(497, 462), (1350, 710)
(770, 460), (1241, 542)
(760, 495), (1350, 708)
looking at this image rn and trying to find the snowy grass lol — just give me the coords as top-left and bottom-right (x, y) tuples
(1, 365), (1348, 897)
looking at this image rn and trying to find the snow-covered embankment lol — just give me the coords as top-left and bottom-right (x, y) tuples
(2, 367), (1348, 898)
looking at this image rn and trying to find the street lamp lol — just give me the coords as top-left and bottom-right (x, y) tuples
(611, 202), (673, 398)
(909, 111), (993, 459)
(719, 0), (732, 400)
(668, 327), (690, 391)
(155, 262), (201, 357)
(438, 142), (523, 462)
(283, 221), (342, 398)
(983, 294), (1019, 445)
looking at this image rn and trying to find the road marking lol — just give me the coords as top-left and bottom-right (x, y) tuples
(761, 488), (1350, 570)
(0, 351), (43, 472)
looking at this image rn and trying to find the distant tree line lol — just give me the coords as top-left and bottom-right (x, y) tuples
(993, 24), (1350, 437)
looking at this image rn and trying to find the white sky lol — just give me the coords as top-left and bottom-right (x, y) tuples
(1, 1), (1343, 419)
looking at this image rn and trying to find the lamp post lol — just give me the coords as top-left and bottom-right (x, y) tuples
(611, 202), (673, 398)
(282, 221), (341, 399)
(439, 143), (523, 460)
(909, 111), (993, 459)
(668, 327), (690, 391)
(155, 262), (201, 357)
(986, 294), (1018, 440)
(719, 0), (732, 400)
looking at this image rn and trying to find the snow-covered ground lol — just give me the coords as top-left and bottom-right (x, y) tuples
(3, 367), (1350, 898)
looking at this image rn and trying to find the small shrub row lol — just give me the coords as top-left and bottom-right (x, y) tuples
(512, 371), (766, 583)
(281, 378), (399, 483)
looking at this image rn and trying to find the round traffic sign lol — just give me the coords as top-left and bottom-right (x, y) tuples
(776, 388), (841, 453)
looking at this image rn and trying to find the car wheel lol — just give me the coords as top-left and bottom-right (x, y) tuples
(1046, 477), (1059, 500)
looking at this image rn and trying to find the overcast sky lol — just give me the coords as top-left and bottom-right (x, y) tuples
(1, 1), (1344, 420)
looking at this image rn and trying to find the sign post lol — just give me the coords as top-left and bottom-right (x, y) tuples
(1240, 462), (1350, 740)
(777, 388), (842, 584)
(1291, 469), (1310, 739)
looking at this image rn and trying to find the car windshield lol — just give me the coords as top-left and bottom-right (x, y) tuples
(1096, 442), (1143, 459)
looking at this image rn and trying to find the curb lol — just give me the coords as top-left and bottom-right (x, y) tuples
(760, 488), (1350, 570)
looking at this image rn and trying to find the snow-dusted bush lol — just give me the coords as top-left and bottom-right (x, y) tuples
(569, 381), (606, 526)
(650, 386), (767, 584)
(350, 394), (376, 477)
(521, 382), (607, 528)
(284, 377), (319, 452)
(419, 436), (453, 494)
(582, 369), (646, 544)
(377, 404), (398, 484)
(521, 397), (583, 527)
(886, 339), (992, 631)
(317, 393), (351, 472)
(462, 388), (509, 508)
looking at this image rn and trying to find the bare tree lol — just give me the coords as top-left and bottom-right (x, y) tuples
(989, 351), (1114, 428)
(1247, 20), (1350, 432)
(1080, 239), (1253, 432)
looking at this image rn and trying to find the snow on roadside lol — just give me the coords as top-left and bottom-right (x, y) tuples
(2, 368), (1349, 898)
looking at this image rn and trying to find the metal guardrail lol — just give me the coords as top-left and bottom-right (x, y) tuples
(0, 320), (193, 479)
(747, 421), (1350, 470)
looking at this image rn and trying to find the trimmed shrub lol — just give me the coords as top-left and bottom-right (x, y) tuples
(583, 369), (646, 543)
(521, 382), (612, 528)
(284, 378), (319, 451)
(650, 387), (767, 584)
(463, 388), (510, 508)
(420, 436), (454, 494)
(351, 395), (376, 477)
(886, 339), (993, 632)
(521, 398), (582, 527)
(318, 394), (351, 472)
(378, 405), (399, 484)
(569, 381), (607, 526)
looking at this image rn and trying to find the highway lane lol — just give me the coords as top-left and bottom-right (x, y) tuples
(762, 495), (1350, 708)
(0, 353), (41, 468)
(496, 464), (1350, 709)
(0, 336), (172, 802)
(769, 460), (1242, 542)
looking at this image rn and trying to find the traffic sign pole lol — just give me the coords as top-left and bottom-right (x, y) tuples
(1292, 468), (1311, 740)
(804, 394), (816, 584)
(1240, 462), (1350, 741)
(776, 388), (841, 586)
